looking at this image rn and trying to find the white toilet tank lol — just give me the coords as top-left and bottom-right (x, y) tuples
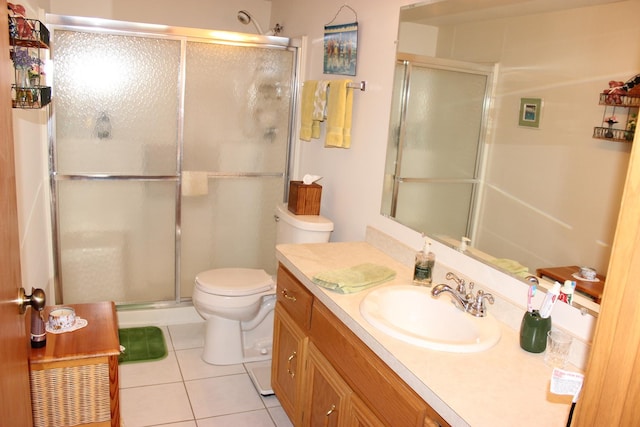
(275, 204), (333, 244)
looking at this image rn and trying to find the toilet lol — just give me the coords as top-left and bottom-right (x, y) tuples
(192, 204), (334, 367)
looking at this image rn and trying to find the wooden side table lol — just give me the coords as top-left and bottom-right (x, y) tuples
(536, 266), (605, 303)
(29, 301), (121, 427)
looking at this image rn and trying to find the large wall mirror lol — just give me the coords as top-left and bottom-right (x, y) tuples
(382, 0), (640, 310)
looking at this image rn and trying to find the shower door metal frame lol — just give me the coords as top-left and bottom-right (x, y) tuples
(46, 14), (300, 306)
(387, 53), (496, 242)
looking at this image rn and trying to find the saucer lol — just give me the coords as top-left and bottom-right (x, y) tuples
(572, 273), (600, 283)
(46, 317), (88, 334)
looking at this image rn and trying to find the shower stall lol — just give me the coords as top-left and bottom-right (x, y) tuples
(48, 15), (299, 306)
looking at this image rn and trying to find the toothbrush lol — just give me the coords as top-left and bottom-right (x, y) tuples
(527, 284), (536, 312)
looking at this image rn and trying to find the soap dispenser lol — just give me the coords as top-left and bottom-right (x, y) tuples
(413, 237), (435, 286)
(458, 237), (471, 252)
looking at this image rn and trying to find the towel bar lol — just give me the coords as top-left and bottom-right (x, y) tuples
(303, 80), (366, 91)
(346, 81), (366, 91)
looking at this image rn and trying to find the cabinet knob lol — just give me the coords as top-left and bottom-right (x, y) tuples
(282, 289), (297, 302)
(325, 404), (336, 417)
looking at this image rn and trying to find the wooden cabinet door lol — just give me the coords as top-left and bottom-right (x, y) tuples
(302, 342), (352, 427)
(272, 304), (308, 424)
(347, 395), (385, 427)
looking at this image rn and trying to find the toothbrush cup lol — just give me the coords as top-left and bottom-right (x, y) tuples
(519, 310), (552, 353)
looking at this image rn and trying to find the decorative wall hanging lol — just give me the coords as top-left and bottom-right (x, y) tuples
(519, 97), (542, 128)
(323, 5), (358, 76)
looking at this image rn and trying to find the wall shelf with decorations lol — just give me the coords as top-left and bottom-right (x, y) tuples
(593, 93), (638, 143)
(8, 17), (51, 109)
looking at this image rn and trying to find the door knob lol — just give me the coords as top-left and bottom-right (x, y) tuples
(17, 287), (46, 314)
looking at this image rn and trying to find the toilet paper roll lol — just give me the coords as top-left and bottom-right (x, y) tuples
(182, 171), (209, 196)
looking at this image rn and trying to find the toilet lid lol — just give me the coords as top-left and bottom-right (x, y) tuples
(195, 268), (274, 296)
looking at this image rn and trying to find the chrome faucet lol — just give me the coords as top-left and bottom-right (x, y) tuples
(432, 283), (468, 311)
(432, 272), (494, 317)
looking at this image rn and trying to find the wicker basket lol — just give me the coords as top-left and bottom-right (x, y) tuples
(30, 361), (111, 427)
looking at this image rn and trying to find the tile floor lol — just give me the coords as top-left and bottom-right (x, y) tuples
(119, 322), (294, 427)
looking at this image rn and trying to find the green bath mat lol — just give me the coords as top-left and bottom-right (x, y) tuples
(118, 326), (167, 364)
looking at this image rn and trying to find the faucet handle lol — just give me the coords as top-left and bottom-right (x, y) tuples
(468, 289), (494, 317)
(446, 272), (466, 294)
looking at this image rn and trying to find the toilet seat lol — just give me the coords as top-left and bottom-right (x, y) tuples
(195, 268), (274, 296)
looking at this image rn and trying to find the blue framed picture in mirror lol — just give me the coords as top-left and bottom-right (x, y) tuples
(519, 97), (543, 128)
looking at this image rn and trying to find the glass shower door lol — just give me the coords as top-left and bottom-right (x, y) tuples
(180, 42), (295, 298)
(53, 30), (181, 304)
(51, 18), (299, 306)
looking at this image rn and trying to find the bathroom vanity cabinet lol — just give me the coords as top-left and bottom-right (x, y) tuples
(272, 264), (448, 427)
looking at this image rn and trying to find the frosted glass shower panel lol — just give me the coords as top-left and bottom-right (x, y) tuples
(183, 42), (294, 172)
(402, 66), (487, 179)
(179, 177), (283, 298)
(395, 181), (474, 240)
(54, 31), (181, 175)
(57, 180), (176, 304)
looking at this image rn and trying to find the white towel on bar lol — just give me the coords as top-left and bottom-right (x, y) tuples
(182, 171), (208, 196)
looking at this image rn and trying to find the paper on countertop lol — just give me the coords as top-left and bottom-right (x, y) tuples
(550, 368), (584, 400)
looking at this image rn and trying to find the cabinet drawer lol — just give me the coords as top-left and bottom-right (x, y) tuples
(277, 264), (313, 330)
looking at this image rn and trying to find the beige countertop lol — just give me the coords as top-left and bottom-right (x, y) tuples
(276, 241), (573, 427)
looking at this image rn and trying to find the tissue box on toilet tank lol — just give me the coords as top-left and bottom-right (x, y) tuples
(288, 181), (322, 215)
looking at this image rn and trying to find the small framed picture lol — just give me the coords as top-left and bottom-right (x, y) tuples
(323, 22), (358, 76)
(519, 98), (542, 128)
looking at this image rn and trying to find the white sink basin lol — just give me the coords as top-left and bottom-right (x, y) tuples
(360, 285), (501, 353)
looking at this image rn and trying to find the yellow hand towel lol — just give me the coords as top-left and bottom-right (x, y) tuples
(312, 263), (396, 294)
(299, 80), (317, 141)
(312, 80), (329, 139)
(325, 79), (354, 148)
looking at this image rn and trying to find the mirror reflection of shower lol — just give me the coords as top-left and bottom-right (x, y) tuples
(236, 10), (283, 36)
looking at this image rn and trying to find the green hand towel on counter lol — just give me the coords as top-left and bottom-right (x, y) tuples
(312, 263), (396, 294)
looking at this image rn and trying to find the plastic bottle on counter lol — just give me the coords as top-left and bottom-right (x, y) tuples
(558, 280), (575, 305)
(413, 238), (435, 286)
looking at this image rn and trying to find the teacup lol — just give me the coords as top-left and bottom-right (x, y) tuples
(579, 267), (597, 280)
(48, 307), (76, 330)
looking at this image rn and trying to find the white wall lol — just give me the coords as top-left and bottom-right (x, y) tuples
(11, 2), (54, 299)
(270, 0), (420, 246)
